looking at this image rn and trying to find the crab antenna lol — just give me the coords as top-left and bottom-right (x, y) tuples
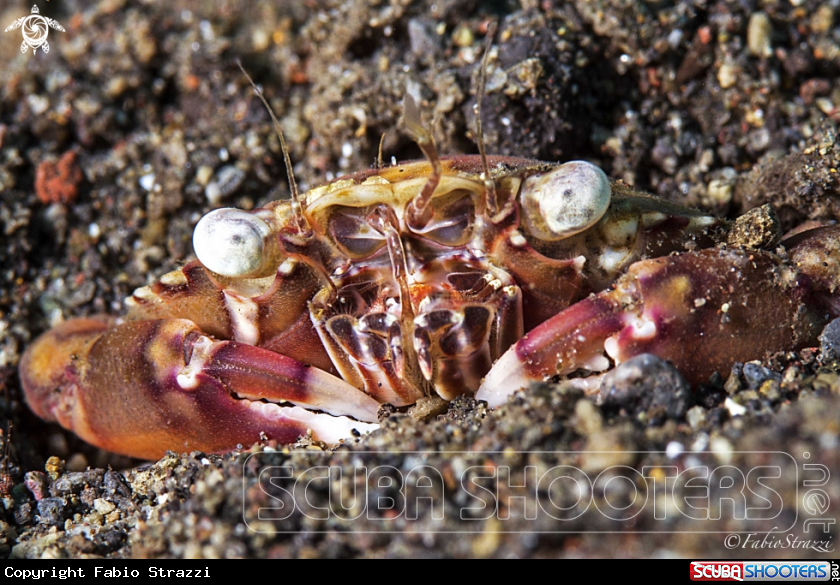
(404, 93), (442, 229)
(236, 60), (309, 235)
(377, 133), (386, 169)
(474, 20), (498, 215)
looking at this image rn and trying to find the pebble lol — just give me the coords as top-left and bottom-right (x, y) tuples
(23, 472), (48, 501)
(408, 18), (441, 57)
(451, 25), (473, 48)
(665, 441), (684, 458)
(93, 498), (116, 515)
(667, 29), (683, 49)
(725, 204), (781, 249)
(819, 318), (840, 362)
(691, 433), (709, 452)
(35, 152), (83, 205)
(740, 389), (759, 402)
(810, 5), (834, 33)
(50, 470), (103, 496)
(14, 502), (33, 526)
(44, 456), (64, 481)
(105, 77), (128, 98)
(36, 498), (67, 526)
(204, 183), (221, 205)
(103, 470), (132, 498)
(686, 406), (707, 430)
(747, 12), (772, 58)
(195, 165), (213, 186)
(600, 354), (692, 421)
(742, 362), (781, 389)
(710, 436), (734, 464)
(205, 165), (245, 205)
(748, 127), (771, 152)
(573, 399), (603, 436)
(139, 173), (156, 191)
(251, 28), (270, 52)
(717, 58), (738, 89)
(725, 363), (743, 394)
(816, 98), (836, 116)
(706, 167), (738, 207)
(27, 95), (50, 115)
(723, 397), (747, 417)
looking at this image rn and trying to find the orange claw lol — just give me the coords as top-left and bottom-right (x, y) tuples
(20, 318), (379, 460)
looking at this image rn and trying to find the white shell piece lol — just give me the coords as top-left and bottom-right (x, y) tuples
(520, 161), (611, 241)
(723, 397), (747, 417)
(193, 208), (272, 277)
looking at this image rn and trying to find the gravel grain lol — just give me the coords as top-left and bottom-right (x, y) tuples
(1, 0), (838, 559)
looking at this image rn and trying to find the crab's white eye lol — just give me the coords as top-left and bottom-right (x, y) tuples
(193, 208), (273, 277)
(520, 161), (611, 241)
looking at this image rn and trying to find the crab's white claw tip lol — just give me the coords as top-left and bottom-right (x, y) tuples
(285, 407), (380, 444)
(521, 160), (611, 241)
(193, 208), (271, 277)
(476, 346), (532, 408)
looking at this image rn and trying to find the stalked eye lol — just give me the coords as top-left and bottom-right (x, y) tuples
(193, 208), (276, 277)
(329, 207), (386, 258)
(520, 161), (611, 241)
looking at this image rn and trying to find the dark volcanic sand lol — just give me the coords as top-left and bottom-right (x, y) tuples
(0, 0), (838, 558)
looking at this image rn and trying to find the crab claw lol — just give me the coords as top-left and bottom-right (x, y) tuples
(478, 247), (829, 407)
(20, 318), (379, 459)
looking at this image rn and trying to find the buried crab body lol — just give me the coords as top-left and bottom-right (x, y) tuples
(20, 150), (840, 459)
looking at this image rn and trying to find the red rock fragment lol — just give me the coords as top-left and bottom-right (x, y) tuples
(35, 151), (83, 204)
(800, 78), (831, 104)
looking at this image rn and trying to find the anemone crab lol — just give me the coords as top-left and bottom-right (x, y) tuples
(20, 81), (840, 460)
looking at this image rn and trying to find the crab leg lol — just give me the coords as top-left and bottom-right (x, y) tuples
(478, 246), (831, 407)
(127, 258), (337, 373)
(20, 318), (379, 459)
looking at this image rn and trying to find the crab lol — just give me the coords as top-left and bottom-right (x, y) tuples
(19, 88), (840, 459)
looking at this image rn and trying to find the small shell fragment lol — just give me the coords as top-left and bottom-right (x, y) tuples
(520, 161), (611, 241)
(205, 165), (246, 206)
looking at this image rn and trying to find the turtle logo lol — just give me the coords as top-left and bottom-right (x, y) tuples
(5, 5), (64, 54)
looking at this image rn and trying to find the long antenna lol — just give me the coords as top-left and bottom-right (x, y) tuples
(403, 93), (442, 229)
(377, 133), (386, 169)
(236, 60), (309, 235)
(474, 20), (498, 215)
